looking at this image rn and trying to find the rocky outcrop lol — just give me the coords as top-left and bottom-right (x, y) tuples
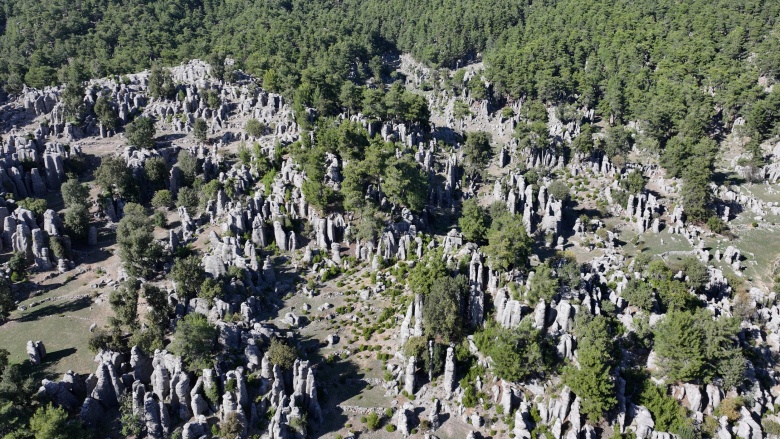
(443, 345), (455, 397)
(404, 355), (416, 395)
(26, 340), (46, 364)
(395, 403), (413, 436)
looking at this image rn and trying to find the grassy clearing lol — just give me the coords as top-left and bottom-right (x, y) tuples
(0, 309), (97, 376)
(0, 271), (112, 377)
(728, 222), (780, 288)
(737, 183), (780, 205)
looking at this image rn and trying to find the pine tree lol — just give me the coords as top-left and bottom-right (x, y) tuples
(652, 310), (706, 382)
(459, 198), (489, 243)
(564, 315), (617, 421)
(564, 343), (617, 421)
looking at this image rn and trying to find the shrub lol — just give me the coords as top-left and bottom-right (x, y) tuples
(204, 382), (220, 406)
(119, 393), (143, 436)
(225, 378), (237, 392)
(177, 186), (199, 210)
(203, 88), (220, 109)
(169, 313), (217, 371)
(30, 403), (86, 438)
(125, 116), (156, 148)
(764, 419), (780, 436)
(16, 197), (48, 217)
(707, 216), (727, 233)
(366, 412), (381, 430)
(631, 373), (691, 435)
(288, 414), (307, 434)
(716, 397), (745, 422)
(95, 95), (118, 130)
(474, 321), (549, 383)
(8, 251), (28, 281)
(267, 338), (297, 370)
(148, 65), (176, 100)
(245, 118), (265, 137)
(548, 180), (570, 204)
(151, 190), (173, 210)
(88, 328), (124, 353)
(199, 278), (224, 303)
(220, 412), (244, 438)
(152, 211), (167, 228)
(49, 237), (68, 260)
(194, 118), (208, 142)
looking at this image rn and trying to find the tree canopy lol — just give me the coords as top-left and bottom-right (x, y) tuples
(1, 0), (777, 148)
(125, 116), (156, 149)
(474, 321), (552, 383)
(423, 274), (468, 344)
(564, 314), (618, 421)
(116, 203), (162, 278)
(458, 198), (489, 243)
(652, 309), (745, 387)
(169, 313), (217, 372)
(170, 255), (207, 301)
(407, 248), (448, 296)
(462, 131), (492, 181)
(30, 404), (85, 439)
(96, 156), (135, 199)
(483, 208), (533, 271)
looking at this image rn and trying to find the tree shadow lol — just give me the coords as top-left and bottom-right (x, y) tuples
(299, 335), (323, 360)
(155, 133), (187, 148)
(429, 208), (460, 236)
(564, 204), (608, 237)
(249, 267), (304, 323)
(575, 207), (607, 220)
(74, 226), (116, 264)
(432, 126), (462, 144)
(645, 188), (663, 203)
(13, 359), (50, 382)
(311, 358), (366, 437)
(533, 242), (559, 262)
(612, 237), (627, 247)
(34, 279), (68, 295)
(16, 296), (92, 322)
(0, 107), (37, 131)
(712, 170), (743, 186)
(12, 279), (65, 302)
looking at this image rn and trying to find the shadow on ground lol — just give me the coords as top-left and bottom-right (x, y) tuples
(312, 358), (366, 437)
(16, 296), (92, 322)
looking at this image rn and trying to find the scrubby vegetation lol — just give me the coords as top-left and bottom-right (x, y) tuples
(2, 0), (780, 438)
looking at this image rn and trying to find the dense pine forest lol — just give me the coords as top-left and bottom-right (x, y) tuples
(1, 1), (780, 439)
(2, 0), (780, 122)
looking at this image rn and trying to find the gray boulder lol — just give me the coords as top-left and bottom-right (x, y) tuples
(79, 396), (105, 427)
(182, 416), (209, 439)
(26, 340), (45, 364)
(91, 362), (122, 408)
(39, 379), (79, 410)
